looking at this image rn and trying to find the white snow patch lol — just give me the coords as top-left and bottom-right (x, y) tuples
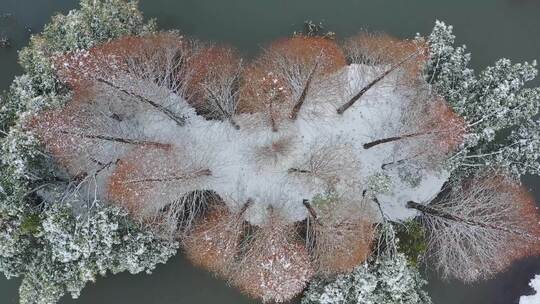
(49, 64), (449, 224)
(520, 274), (540, 304)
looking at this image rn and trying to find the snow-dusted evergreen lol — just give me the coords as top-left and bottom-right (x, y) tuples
(426, 21), (540, 178)
(302, 253), (431, 304)
(1, 1), (539, 304)
(0, 2), (176, 304)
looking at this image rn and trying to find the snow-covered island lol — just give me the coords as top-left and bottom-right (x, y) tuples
(1, 1), (539, 304)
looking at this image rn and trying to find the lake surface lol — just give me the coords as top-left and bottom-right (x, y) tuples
(1, 0), (540, 303)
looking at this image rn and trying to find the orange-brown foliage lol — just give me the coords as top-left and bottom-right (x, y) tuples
(54, 32), (188, 92)
(313, 218), (374, 276)
(25, 93), (102, 175)
(183, 206), (244, 276)
(230, 214), (314, 303)
(509, 185), (540, 258)
(238, 36), (346, 115)
(446, 173), (540, 279)
(344, 32), (428, 81)
(423, 98), (467, 154)
(478, 175), (540, 260)
(185, 45), (241, 105)
(307, 197), (375, 276)
(269, 36), (347, 75)
(238, 62), (291, 116)
(107, 145), (173, 216)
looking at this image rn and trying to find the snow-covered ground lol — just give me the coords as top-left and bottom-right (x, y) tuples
(43, 63), (448, 225)
(520, 274), (540, 304)
(130, 63), (447, 223)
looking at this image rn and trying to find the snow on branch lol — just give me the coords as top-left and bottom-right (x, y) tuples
(53, 33), (199, 126)
(229, 209), (314, 303)
(408, 173), (540, 282)
(16, 22), (540, 303)
(183, 199), (251, 276)
(305, 193), (376, 276)
(185, 45), (243, 128)
(337, 33), (428, 114)
(238, 36), (346, 130)
(107, 144), (215, 235)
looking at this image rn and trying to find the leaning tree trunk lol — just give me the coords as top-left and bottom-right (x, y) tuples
(363, 132), (425, 149)
(406, 201), (538, 239)
(337, 50), (422, 115)
(289, 62), (319, 120)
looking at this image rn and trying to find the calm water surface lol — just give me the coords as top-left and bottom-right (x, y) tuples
(1, 1), (540, 303)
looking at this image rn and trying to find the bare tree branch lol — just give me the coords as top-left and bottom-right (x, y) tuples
(337, 49), (423, 115)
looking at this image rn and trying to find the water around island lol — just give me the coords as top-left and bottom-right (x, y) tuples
(1, 0), (540, 303)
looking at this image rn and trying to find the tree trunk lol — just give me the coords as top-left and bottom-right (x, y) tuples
(239, 199), (253, 216)
(406, 201), (465, 223)
(303, 199), (323, 226)
(203, 87), (241, 130)
(125, 168), (212, 183)
(269, 103), (279, 132)
(336, 50), (421, 115)
(288, 168), (312, 174)
(363, 132), (423, 149)
(96, 78), (186, 126)
(406, 201), (539, 240)
(59, 130), (169, 148)
(289, 62), (319, 120)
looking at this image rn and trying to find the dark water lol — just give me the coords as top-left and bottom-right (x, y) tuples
(1, 0), (540, 303)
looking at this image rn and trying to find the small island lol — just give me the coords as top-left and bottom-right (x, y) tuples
(1, 1), (539, 304)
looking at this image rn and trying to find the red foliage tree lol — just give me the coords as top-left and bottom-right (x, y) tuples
(184, 45), (243, 127)
(53, 33), (201, 127)
(28, 90), (168, 177)
(367, 97), (467, 169)
(230, 211), (314, 303)
(408, 173), (540, 282)
(107, 145), (213, 236)
(238, 36), (347, 129)
(183, 202), (250, 277)
(303, 196), (375, 276)
(337, 33), (428, 114)
(344, 32), (428, 81)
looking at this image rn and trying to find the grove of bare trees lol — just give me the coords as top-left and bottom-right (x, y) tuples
(7, 16), (539, 304)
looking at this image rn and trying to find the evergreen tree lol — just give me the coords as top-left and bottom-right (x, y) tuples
(0, 2), (177, 304)
(15, 203), (177, 304)
(425, 21), (540, 179)
(301, 254), (431, 304)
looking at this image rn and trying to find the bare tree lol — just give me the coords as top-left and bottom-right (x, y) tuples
(32, 33), (208, 178)
(229, 209), (314, 303)
(303, 195), (375, 276)
(252, 135), (297, 166)
(28, 90), (168, 177)
(369, 96), (467, 171)
(185, 45), (243, 128)
(183, 200), (251, 276)
(106, 145), (214, 236)
(407, 173), (540, 282)
(53, 32), (203, 126)
(238, 36), (346, 131)
(337, 33), (427, 114)
(288, 138), (361, 192)
(344, 32), (425, 68)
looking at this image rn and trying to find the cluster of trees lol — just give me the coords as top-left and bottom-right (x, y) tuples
(426, 21), (540, 179)
(0, 2), (177, 304)
(407, 174), (540, 282)
(299, 21), (540, 304)
(1, 1), (539, 303)
(302, 253), (432, 304)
